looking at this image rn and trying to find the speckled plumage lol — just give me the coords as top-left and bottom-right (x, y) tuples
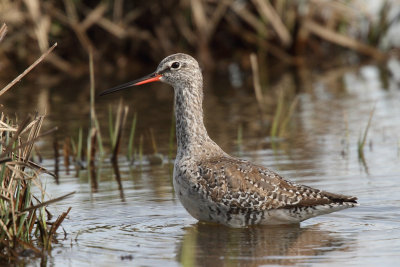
(102, 53), (358, 227)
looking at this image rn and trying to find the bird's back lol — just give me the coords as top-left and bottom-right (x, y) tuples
(174, 155), (357, 227)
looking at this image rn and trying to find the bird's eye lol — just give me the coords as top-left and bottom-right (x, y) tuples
(171, 62), (180, 70)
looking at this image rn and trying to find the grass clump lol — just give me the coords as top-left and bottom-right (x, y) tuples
(0, 24), (73, 262)
(0, 114), (73, 262)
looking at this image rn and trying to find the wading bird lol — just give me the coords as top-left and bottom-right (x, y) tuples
(100, 53), (357, 227)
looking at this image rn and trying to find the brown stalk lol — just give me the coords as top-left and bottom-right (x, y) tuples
(311, 0), (362, 19)
(0, 219), (12, 240)
(250, 53), (265, 113)
(208, 1), (230, 39)
(89, 127), (98, 192)
(48, 207), (71, 239)
(190, 0), (230, 67)
(6, 160), (56, 178)
(0, 23), (7, 42)
(45, 54), (77, 76)
(53, 135), (60, 184)
(1, 115), (33, 156)
(0, 43), (57, 97)
(0, 126), (58, 158)
(155, 19), (174, 54)
(149, 128), (158, 154)
(230, 1), (268, 36)
(112, 102), (129, 163)
(191, 0), (208, 36)
(16, 192), (75, 216)
(174, 13), (196, 46)
(23, 114), (44, 162)
(224, 11), (298, 64)
(113, 0), (124, 23)
(15, 239), (42, 255)
(80, 3), (108, 32)
(60, 0), (94, 52)
(23, 0), (51, 53)
(304, 20), (386, 60)
(252, 0), (292, 46)
(63, 137), (71, 175)
(81, 3), (133, 39)
(112, 161), (125, 202)
(0, 157), (11, 164)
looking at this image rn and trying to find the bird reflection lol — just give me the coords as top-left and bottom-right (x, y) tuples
(177, 222), (351, 266)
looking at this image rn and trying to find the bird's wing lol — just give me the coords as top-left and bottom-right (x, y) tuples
(195, 156), (357, 211)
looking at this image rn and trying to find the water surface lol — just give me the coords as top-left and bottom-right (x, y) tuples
(4, 60), (400, 266)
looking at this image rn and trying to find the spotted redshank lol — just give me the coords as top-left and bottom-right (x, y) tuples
(100, 53), (358, 227)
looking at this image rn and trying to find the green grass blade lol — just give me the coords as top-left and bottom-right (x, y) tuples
(127, 113), (137, 161)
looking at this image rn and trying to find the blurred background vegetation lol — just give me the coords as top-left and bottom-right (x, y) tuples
(0, 0), (399, 82)
(0, 1), (399, 263)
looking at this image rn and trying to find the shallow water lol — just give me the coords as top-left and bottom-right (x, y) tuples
(4, 59), (400, 266)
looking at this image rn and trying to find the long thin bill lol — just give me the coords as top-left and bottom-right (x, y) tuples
(99, 72), (162, 96)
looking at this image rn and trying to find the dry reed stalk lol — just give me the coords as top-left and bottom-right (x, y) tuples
(88, 48), (104, 155)
(23, 0), (51, 53)
(245, 29), (298, 64)
(1, 116), (32, 155)
(23, 114), (44, 162)
(53, 135), (60, 184)
(174, 13), (196, 46)
(0, 23), (7, 42)
(112, 160), (125, 201)
(80, 3), (108, 32)
(230, 1), (267, 36)
(303, 20), (386, 60)
(113, 0), (124, 23)
(89, 48), (96, 123)
(191, 0), (208, 35)
(250, 53), (265, 113)
(17, 192), (75, 215)
(224, 10), (299, 64)
(201, 0), (229, 41)
(63, 137), (71, 175)
(111, 102), (129, 163)
(10, 159), (55, 178)
(89, 127), (98, 192)
(311, 0), (367, 20)
(98, 14), (130, 39)
(0, 43), (57, 97)
(79, 2), (145, 40)
(1, 126), (58, 157)
(278, 96), (299, 137)
(46, 53), (78, 76)
(252, 0), (292, 47)
(0, 30), (72, 257)
(155, 19), (174, 54)
(0, 114), (73, 255)
(48, 207), (71, 239)
(190, 0), (229, 67)
(45, 1), (138, 51)
(20, 1), (74, 74)
(59, 0), (95, 52)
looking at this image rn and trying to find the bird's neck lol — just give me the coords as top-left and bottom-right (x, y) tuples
(174, 81), (223, 158)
